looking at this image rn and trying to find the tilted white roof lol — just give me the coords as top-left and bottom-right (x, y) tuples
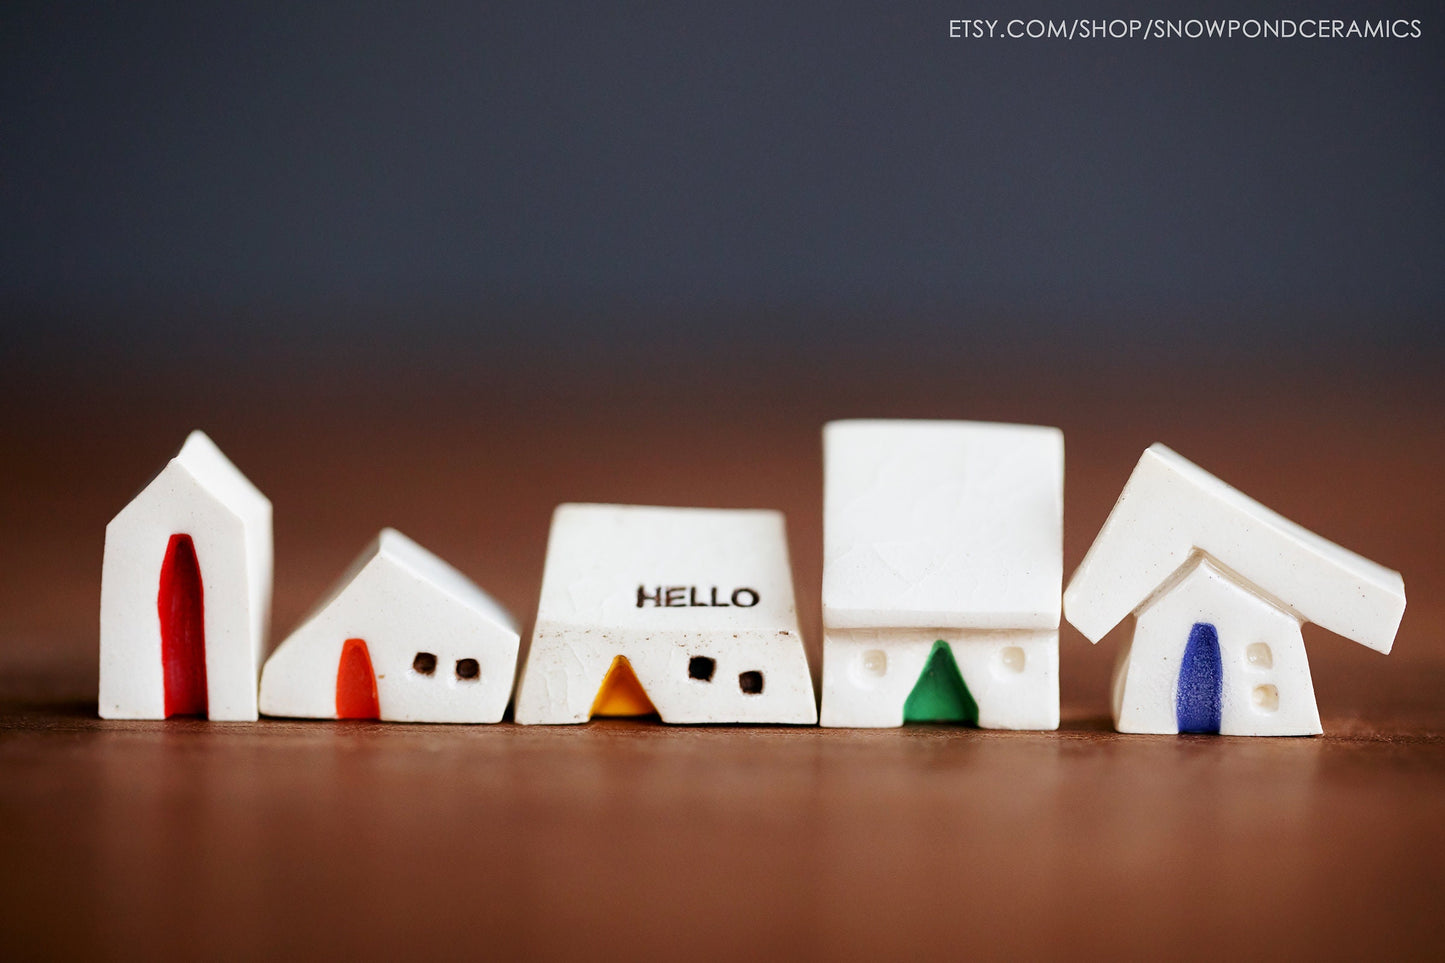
(1063, 444), (1406, 653)
(822, 419), (1064, 630)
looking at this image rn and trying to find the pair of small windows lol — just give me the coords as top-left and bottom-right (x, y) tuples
(1246, 644), (1277, 713)
(687, 656), (764, 695)
(413, 652), (479, 682)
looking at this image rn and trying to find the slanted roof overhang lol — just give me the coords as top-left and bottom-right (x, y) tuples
(1064, 444), (1405, 653)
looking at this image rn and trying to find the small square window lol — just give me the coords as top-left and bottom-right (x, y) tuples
(739, 670), (764, 695)
(413, 652), (437, 676)
(456, 658), (480, 681)
(689, 656), (716, 681)
(1246, 643), (1274, 669)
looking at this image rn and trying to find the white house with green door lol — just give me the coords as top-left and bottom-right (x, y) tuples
(819, 419), (1063, 729)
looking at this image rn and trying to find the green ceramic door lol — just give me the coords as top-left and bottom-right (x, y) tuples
(903, 640), (978, 724)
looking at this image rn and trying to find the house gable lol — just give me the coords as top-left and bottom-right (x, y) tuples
(1116, 555), (1322, 736)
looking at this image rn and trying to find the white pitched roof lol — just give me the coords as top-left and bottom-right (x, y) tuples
(302, 528), (517, 633)
(374, 528), (518, 632)
(128, 431), (274, 618)
(1063, 444), (1406, 653)
(172, 430), (271, 529)
(822, 420), (1064, 630)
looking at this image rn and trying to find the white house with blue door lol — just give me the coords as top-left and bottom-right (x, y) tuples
(1063, 444), (1406, 736)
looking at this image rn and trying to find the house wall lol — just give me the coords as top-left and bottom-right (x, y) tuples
(820, 627), (1059, 729)
(259, 559), (519, 723)
(514, 625), (817, 724)
(1116, 558), (1321, 736)
(99, 463), (263, 720)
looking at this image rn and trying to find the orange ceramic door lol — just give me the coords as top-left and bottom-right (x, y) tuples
(336, 638), (380, 719)
(158, 534), (208, 717)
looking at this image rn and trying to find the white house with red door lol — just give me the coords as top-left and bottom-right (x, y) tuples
(259, 529), (519, 723)
(99, 430), (273, 720)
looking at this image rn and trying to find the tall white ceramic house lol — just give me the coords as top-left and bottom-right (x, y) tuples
(1064, 444), (1406, 736)
(99, 430), (273, 720)
(820, 420), (1064, 729)
(260, 529), (520, 723)
(514, 504), (817, 724)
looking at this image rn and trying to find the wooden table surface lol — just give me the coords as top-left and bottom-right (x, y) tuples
(2, 354), (1442, 960)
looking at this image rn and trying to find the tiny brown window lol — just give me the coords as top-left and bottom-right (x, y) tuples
(739, 670), (764, 695)
(689, 656), (716, 681)
(413, 652), (437, 676)
(455, 658), (480, 681)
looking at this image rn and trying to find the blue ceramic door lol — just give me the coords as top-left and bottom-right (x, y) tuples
(1177, 622), (1222, 734)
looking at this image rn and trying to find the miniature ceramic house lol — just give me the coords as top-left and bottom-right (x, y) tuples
(514, 504), (817, 724)
(1064, 444), (1406, 736)
(259, 529), (520, 723)
(819, 420), (1064, 729)
(99, 430), (273, 720)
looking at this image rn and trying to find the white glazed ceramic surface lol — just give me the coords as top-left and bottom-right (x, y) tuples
(821, 628), (1059, 729)
(513, 504), (818, 724)
(819, 420), (1064, 729)
(99, 431), (273, 720)
(1066, 443), (1405, 736)
(1064, 443), (1405, 651)
(260, 529), (520, 723)
(822, 420), (1064, 629)
(1112, 558), (1321, 735)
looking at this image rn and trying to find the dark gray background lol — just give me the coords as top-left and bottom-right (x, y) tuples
(3, 1), (1441, 372)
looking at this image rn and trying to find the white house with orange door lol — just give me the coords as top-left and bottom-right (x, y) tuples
(514, 504), (818, 724)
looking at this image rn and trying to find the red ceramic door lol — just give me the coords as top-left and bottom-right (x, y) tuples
(158, 533), (208, 717)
